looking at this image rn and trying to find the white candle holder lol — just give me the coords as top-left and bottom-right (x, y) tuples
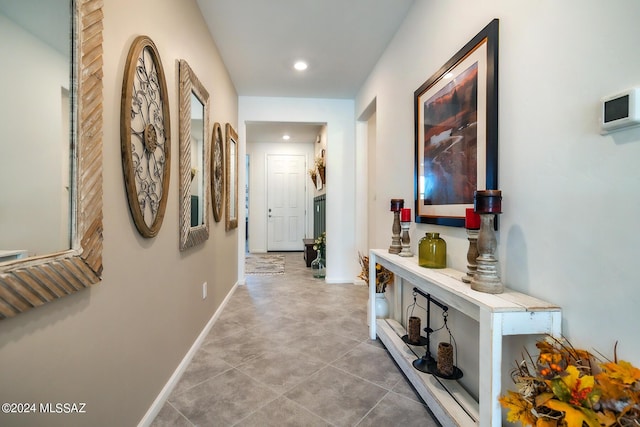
(461, 228), (479, 283)
(399, 221), (412, 257)
(470, 213), (503, 293)
(389, 211), (402, 254)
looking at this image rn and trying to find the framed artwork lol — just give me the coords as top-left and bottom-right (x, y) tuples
(414, 19), (499, 227)
(211, 122), (224, 223)
(225, 123), (238, 230)
(121, 35), (171, 237)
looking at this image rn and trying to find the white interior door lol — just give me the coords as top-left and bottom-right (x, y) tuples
(267, 154), (306, 251)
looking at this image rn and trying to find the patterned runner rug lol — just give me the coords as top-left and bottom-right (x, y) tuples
(245, 254), (285, 275)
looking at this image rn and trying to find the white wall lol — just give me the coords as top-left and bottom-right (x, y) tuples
(0, 1), (238, 426)
(239, 96), (356, 283)
(356, 0), (640, 404)
(0, 13), (69, 255)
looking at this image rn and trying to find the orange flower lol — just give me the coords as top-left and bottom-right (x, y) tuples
(500, 336), (640, 426)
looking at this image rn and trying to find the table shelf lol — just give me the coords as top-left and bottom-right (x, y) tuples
(368, 249), (561, 426)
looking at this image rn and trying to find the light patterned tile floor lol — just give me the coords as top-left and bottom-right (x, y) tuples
(150, 252), (440, 427)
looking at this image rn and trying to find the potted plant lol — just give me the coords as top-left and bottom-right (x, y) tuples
(311, 232), (326, 278)
(358, 252), (394, 318)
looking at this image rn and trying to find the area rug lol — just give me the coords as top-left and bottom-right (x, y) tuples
(245, 254), (285, 275)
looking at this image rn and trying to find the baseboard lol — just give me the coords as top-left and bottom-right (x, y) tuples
(325, 277), (361, 284)
(137, 281), (239, 427)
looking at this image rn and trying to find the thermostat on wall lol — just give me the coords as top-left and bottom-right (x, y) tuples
(601, 87), (640, 134)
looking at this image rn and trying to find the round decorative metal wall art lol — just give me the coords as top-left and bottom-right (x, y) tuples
(211, 122), (224, 222)
(120, 35), (171, 237)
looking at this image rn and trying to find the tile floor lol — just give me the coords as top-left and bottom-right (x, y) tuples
(150, 252), (440, 427)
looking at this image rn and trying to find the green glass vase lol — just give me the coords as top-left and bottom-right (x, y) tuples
(418, 232), (446, 268)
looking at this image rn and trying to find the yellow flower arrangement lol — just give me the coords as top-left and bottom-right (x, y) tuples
(313, 232), (325, 254)
(357, 252), (393, 293)
(500, 336), (640, 426)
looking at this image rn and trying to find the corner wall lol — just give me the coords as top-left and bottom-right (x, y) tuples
(0, 1), (238, 426)
(239, 96), (356, 283)
(356, 0), (640, 404)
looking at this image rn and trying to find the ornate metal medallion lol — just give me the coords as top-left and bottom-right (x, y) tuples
(121, 36), (170, 237)
(211, 122), (224, 222)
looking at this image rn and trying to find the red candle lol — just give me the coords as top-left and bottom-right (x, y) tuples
(401, 208), (411, 222)
(465, 207), (481, 229)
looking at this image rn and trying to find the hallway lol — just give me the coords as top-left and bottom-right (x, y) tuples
(150, 252), (439, 426)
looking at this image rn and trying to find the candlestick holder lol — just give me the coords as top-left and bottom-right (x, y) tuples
(471, 214), (502, 293)
(399, 221), (412, 257)
(388, 199), (403, 254)
(389, 210), (402, 254)
(461, 228), (479, 283)
(470, 190), (503, 294)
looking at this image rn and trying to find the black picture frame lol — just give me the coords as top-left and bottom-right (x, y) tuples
(414, 19), (499, 227)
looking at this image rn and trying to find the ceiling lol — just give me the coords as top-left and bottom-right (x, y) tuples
(3, 1), (414, 144)
(196, 0), (414, 99)
(196, 0), (414, 143)
(0, 0), (69, 55)
(246, 121), (324, 145)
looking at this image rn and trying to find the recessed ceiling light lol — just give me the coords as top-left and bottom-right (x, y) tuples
(294, 61), (308, 71)
(283, 134), (290, 140)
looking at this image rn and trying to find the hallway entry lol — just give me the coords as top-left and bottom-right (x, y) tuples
(266, 154), (306, 251)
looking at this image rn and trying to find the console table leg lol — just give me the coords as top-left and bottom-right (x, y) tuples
(369, 252), (378, 339)
(479, 310), (503, 427)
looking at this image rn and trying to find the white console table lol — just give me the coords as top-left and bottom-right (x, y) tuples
(368, 249), (561, 426)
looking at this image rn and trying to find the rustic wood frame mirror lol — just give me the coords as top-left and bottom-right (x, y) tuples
(0, 0), (104, 320)
(225, 123), (238, 230)
(178, 59), (210, 250)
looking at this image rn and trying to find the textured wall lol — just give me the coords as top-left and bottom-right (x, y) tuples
(0, 0), (238, 425)
(356, 0), (640, 406)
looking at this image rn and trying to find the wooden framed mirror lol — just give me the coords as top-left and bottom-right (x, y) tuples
(0, 0), (104, 319)
(225, 123), (238, 230)
(178, 59), (210, 250)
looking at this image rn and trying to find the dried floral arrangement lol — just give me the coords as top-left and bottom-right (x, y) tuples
(499, 336), (640, 426)
(313, 232), (325, 254)
(357, 252), (394, 293)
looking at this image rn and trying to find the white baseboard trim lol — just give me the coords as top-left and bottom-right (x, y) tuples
(137, 281), (239, 427)
(325, 277), (360, 284)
